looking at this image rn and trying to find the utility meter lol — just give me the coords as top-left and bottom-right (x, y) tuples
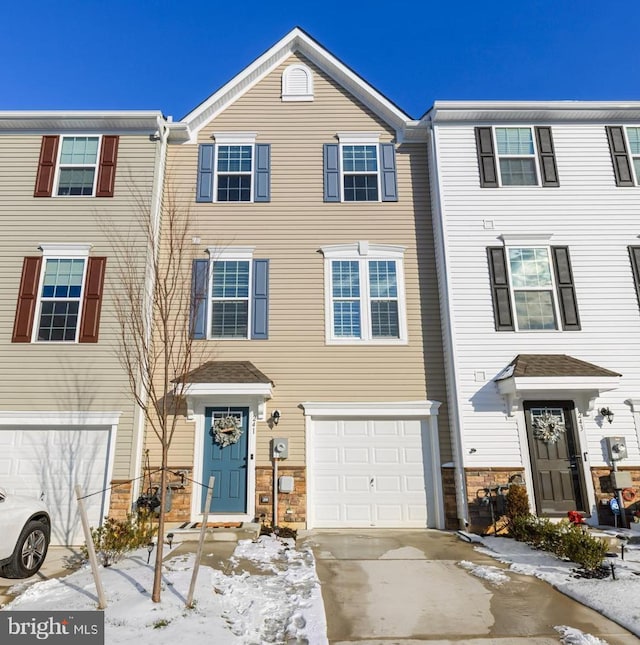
(604, 436), (627, 462)
(271, 437), (289, 459)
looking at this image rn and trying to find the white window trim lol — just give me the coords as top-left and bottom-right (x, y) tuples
(623, 126), (640, 185)
(503, 242), (561, 332)
(212, 133), (257, 203)
(206, 246), (254, 340)
(321, 241), (408, 345)
(281, 63), (314, 102)
(493, 126), (541, 188)
(32, 243), (92, 343)
(53, 134), (102, 198)
(337, 132), (382, 203)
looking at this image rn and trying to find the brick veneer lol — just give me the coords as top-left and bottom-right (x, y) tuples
(255, 466), (306, 529)
(590, 467), (640, 526)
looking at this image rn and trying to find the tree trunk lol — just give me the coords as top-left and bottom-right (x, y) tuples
(151, 446), (168, 602)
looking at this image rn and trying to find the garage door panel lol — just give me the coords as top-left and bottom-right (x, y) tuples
(0, 427), (111, 545)
(312, 417), (430, 528)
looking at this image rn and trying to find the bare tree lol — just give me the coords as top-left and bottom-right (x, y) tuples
(106, 170), (200, 602)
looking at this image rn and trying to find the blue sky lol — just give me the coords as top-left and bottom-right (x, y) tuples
(3, 1), (639, 120)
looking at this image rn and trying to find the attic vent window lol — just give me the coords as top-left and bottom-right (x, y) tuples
(282, 64), (313, 102)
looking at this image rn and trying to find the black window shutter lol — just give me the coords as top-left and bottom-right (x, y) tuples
(535, 127), (559, 187)
(475, 127), (498, 188)
(487, 247), (514, 331)
(605, 126), (634, 186)
(551, 246), (581, 330)
(628, 246), (640, 310)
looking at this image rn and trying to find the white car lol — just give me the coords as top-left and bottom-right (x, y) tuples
(0, 488), (50, 578)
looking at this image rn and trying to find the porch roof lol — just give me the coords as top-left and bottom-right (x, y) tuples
(496, 354), (621, 380)
(177, 361), (273, 385)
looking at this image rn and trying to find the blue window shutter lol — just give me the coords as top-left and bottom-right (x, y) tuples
(190, 259), (209, 339)
(380, 143), (398, 201)
(251, 259), (269, 339)
(254, 144), (271, 202)
(323, 144), (340, 202)
(196, 144), (214, 203)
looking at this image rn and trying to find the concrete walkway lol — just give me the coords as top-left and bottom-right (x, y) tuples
(303, 529), (637, 645)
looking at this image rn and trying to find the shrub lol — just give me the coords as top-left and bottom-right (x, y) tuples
(85, 509), (156, 567)
(507, 515), (607, 571)
(505, 484), (531, 528)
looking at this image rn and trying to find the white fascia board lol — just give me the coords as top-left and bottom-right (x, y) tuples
(0, 111), (165, 134)
(182, 28), (411, 142)
(498, 376), (621, 394)
(300, 401), (441, 417)
(0, 411), (122, 426)
(424, 101), (640, 125)
(184, 383), (273, 398)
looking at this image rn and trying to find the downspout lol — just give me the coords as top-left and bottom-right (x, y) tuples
(427, 116), (469, 529)
(131, 116), (170, 505)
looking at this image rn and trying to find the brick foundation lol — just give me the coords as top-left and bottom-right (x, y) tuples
(442, 467), (459, 530)
(255, 465), (306, 529)
(108, 480), (133, 519)
(591, 467), (640, 526)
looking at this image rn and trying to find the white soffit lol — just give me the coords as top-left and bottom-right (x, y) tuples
(0, 111), (164, 134)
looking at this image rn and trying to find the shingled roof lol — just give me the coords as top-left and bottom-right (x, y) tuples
(497, 354), (621, 380)
(176, 361), (273, 385)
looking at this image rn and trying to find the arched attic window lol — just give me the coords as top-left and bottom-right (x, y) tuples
(282, 64), (313, 102)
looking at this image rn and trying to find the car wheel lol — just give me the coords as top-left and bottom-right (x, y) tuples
(1, 520), (50, 579)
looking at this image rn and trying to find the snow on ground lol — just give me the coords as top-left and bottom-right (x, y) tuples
(3, 535), (328, 645)
(474, 530), (640, 640)
(458, 559), (510, 585)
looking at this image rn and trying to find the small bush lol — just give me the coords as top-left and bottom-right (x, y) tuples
(505, 484), (531, 528)
(507, 515), (607, 571)
(85, 509), (156, 567)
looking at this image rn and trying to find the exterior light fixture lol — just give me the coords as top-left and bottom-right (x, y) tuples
(167, 533), (174, 549)
(147, 541), (155, 564)
(600, 407), (614, 424)
(272, 409), (281, 426)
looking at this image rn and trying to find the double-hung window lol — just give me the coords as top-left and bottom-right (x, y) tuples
(196, 133), (271, 203)
(322, 242), (407, 344)
(487, 237), (580, 332)
(475, 126), (559, 188)
(57, 136), (100, 195)
(12, 243), (107, 343)
(323, 134), (398, 202)
(190, 247), (269, 340)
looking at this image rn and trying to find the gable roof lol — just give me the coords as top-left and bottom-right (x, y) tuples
(496, 354), (621, 380)
(177, 361), (273, 385)
(174, 27), (412, 143)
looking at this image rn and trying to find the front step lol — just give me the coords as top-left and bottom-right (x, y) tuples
(166, 521), (261, 543)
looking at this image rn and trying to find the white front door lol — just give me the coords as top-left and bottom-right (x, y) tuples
(311, 418), (430, 528)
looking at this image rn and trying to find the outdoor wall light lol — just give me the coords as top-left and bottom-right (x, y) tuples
(147, 541), (155, 564)
(272, 409), (281, 426)
(600, 407), (615, 424)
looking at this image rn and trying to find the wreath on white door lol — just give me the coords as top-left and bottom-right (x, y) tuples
(212, 416), (243, 447)
(532, 412), (566, 444)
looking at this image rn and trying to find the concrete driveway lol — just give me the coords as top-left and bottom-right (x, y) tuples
(302, 529), (637, 645)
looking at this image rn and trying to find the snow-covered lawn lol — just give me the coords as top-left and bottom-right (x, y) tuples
(3, 535), (328, 644)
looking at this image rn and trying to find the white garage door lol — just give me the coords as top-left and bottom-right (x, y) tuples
(0, 427), (112, 545)
(312, 418), (430, 528)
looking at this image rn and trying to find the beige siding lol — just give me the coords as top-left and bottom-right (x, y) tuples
(0, 133), (160, 479)
(160, 54), (449, 469)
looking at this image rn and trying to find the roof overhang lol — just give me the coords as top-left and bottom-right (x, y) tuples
(496, 375), (620, 417)
(423, 101), (640, 125)
(0, 111), (165, 134)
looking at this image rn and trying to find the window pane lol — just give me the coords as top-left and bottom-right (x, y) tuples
(41, 259), (84, 298)
(342, 145), (377, 172)
(57, 168), (96, 195)
(369, 261), (397, 297)
(332, 261), (359, 297)
(499, 159), (537, 186)
(627, 127), (640, 155)
(211, 301), (248, 337)
(212, 261), (249, 298)
(634, 158), (640, 183)
(343, 175), (378, 201)
(217, 145), (252, 172)
(333, 301), (361, 337)
(509, 248), (552, 288)
(217, 175), (251, 202)
(37, 301), (80, 341)
(496, 128), (534, 155)
(371, 301), (399, 337)
(60, 136), (99, 164)
(514, 291), (557, 330)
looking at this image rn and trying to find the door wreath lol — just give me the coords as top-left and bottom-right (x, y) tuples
(212, 415), (243, 447)
(532, 412), (566, 444)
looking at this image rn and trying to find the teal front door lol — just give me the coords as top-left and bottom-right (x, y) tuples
(202, 407), (249, 513)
